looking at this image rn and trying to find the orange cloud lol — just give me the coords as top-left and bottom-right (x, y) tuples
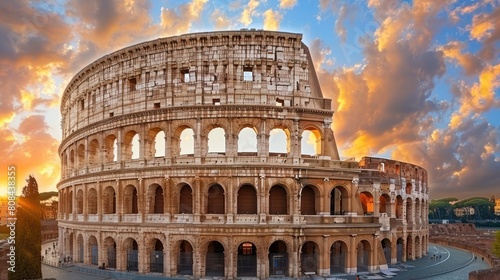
(160, 0), (209, 36)
(263, 9), (282, 31)
(240, 0), (260, 26)
(279, 0), (297, 9)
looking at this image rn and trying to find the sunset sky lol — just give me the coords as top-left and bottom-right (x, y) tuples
(0, 0), (499, 199)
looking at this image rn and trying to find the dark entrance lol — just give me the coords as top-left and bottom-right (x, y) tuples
(205, 241), (224, 276)
(269, 241), (288, 276)
(237, 242), (257, 277)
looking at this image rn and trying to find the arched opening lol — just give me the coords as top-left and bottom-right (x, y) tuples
(415, 198), (421, 225)
(357, 240), (371, 272)
(89, 235), (98, 265)
(381, 238), (391, 265)
(131, 134), (140, 159)
(125, 238), (139, 271)
(77, 144), (85, 169)
(104, 237), (116, 269)
(179, 128), (194, 155)
(269, 241), (288, 276)
(208, 127), (226, 154)
(88, 188), (97, 214)
(150, 239), (164, 273)
(406, 235), (414, 260)
(360, 192), (374, 215)
(207, 184), (225, 214)
(237, 184), (257, 214)
(124, 131), (139, 160)
(89, 139), (99, 165)
(300, 241), (319, 274)
(68, 190), (73, 214)
(206, 241), (225, 277)
(105, 135), (117, 162)
(300, 185), (316, 215)
(68, 233), (74, 262)
(102, 186), (116, 214)
(69, 149), (75, 170)
(330, 241), (347, 274)
(150, 184), (164, 214)
(330, 186), (347, 215)
(269, 128), (290, 154)
(77, 234), (84, 263)
(179, 184), (193, 214)
(76, 189), (83, 214)
(123, 185), (138, 214)
(301, 129), (321, 156)
(415, 236), (421, 258)
(238, 242), (257, 277)
(269, 185), (287, 215)
(406, 182), (412, 194)
(396, 196), (403, 219)
(406, 198), (413, 223)
(154, 130), (166, 157)
(397, 238), (404, 263)
(237, 127), (258, 153)
(380, 194), (390, 214)
(178, 241), (193, 275)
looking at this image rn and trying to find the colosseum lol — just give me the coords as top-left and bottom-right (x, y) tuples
(57, 30), (429, 279)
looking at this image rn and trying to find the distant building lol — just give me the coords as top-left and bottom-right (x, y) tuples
(454, 206), (475, 217)
(495, 199), (500, 216)
(41, 195), (58, 220)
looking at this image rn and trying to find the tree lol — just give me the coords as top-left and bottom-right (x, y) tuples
(9, 175), (42, 280)
(493, 230), (500, 258)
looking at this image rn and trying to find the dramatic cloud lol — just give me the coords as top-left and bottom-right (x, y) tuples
(160, 0), (209, 36)
(279, 0), (297, 9)
(240, 0), (260, 26)
(263, 9), (282, 31)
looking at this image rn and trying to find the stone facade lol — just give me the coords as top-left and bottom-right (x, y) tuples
(57, 30), (429, 279)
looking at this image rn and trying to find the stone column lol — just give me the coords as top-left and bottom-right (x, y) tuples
(348, 234), (357, 275)
(320, 235), (330, 277)
(373, 182), (381, 217)
(350, 178), (359, 215)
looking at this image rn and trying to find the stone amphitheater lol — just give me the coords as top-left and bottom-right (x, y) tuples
(57, 29), (429, 279)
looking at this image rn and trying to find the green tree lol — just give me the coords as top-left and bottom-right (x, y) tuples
(493, 230), (500, 258)
(9, 175), (42, 280)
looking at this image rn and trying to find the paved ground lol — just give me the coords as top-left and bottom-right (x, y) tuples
(41, 243), (491, 280)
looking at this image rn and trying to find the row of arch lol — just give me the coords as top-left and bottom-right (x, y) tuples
(61, 125), (324, 177)
(66, 233), (427, 277)
(60, 182), (427, 224)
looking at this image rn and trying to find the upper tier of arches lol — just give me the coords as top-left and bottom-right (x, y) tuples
(60, 30), (329, 139)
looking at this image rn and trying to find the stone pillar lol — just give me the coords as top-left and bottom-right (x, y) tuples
(226, 176), (234, 224)
(117, 128), (123, 162)
(116, 236), (124, 271)
(292, 236), (299, 278)
(194, 177), (201, 223)
(259, 175), (267, 224)
(83, 183), (88, 221)
(373, 182), (381, 217)
(320, 235), (330, 277)
(138, 238), (146, 273)
(97, 181), (102, 221)
(372, 234), (379, 273)
(348, 234), (357, 274)
(116, 179), (122, 221)
(350, 178), (359, 215)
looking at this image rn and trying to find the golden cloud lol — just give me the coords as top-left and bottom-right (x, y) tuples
(263, 9), (282, 31)
(240, 0), (260, 26)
